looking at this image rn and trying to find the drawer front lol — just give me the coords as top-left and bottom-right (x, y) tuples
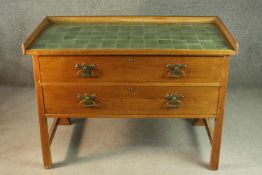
(39, 56), (227, 84)
(43, 85), (219, 115)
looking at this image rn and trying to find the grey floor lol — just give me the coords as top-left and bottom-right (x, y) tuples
(0, 86), (261, 175)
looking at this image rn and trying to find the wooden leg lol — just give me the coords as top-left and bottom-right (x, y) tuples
(49, 118), (60, 146)
(193, 118), (205, 126)
(38, 115), (52, 169)
(210, 114), (224, 170)
(209, 58), (228, 170)
(32, 56), (52, 169)
(58, 118), (71, 125)
(210, 85), (227, 170)
(203, 118), (214, 145)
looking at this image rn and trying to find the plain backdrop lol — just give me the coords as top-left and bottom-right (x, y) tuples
(0, 0), (261, 87)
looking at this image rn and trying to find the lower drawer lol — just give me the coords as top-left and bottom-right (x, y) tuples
(43, 85), (219, 115)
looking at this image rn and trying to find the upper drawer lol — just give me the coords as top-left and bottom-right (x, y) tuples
(39, 56), (227, 84)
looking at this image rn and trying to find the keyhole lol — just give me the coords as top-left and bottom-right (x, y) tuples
(128, 57), (134, 63)
(128, 87), (134, 93)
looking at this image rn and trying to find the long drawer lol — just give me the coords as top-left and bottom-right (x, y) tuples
(43, 85), (219, 115)
(39, 56), (227, 84)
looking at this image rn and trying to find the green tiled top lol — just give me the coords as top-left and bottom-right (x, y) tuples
(30, 23), (232, 50)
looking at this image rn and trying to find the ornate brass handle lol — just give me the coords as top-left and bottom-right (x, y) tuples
(166, 64), (187, 78)
(165, 94), (184, 108)
(75, 63), (96, 78)
(77, 93), (97, 108)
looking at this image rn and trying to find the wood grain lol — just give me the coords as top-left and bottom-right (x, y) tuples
(22, 17), (50, 55)
(39, 56), (227, 84)
(43, 85), (219, 115)
(193, 118), (205, 126)
(215, 17), (238, 54)
(47, 16), (217, 23)
(210, 57), (229, 170)
(49, 118), (60, 145)
(45, 113), (216, 119)
(32, 55), (52, 169)
(58, 118), (71, 125)
(204, 118), (214, 144)
(25, 48), (236, 56)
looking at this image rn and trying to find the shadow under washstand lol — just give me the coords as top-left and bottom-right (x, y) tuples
(183, 118), (209, 168)
(53, 118), (87, 168)
(53, 118), (207, 168)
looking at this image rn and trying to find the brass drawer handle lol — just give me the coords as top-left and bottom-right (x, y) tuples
(77, 93), (97, 108)
(75, 63), (96, 78)
(165, 94), (184, 108)
(166, 64), (187, 78)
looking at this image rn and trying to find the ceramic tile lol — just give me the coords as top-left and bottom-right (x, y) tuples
(188, 44), (202, 49)
(30, 23), (232, 50)
(131, 43), (144, 49)
(86, 43), (101, 49)
(145, 39), (158, 44)
(174, 44), (188, 49)
(131, 39), (144, 44)
(159, 44), (173, 49)
(172, 40), (186, 44)
(145, 43), (158, 48)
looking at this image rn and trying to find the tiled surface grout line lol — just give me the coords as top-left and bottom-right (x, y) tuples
(30, 23), (232, 50)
